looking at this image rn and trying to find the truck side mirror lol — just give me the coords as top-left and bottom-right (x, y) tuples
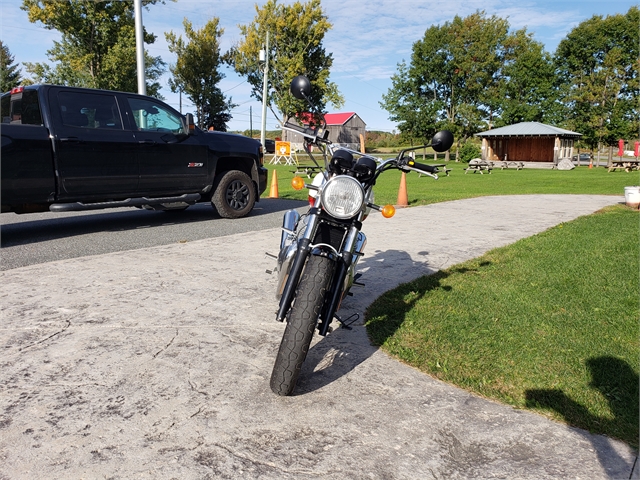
(185, 113), (196, 135)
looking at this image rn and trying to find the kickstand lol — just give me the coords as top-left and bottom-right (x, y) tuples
(334, 313), (359, 330)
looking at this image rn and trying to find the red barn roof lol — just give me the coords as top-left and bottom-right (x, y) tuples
(324, 112), (356, 125)
(297, 112), (357, 126)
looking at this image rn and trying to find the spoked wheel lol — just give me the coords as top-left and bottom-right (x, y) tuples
(270, 255), (333, 396)
(211, 170), (256, 218)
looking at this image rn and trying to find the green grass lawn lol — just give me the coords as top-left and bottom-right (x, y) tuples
(262, 160), (637, 204)
(365, 204), (639, 448)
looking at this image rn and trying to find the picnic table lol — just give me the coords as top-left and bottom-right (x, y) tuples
(608, 159), (640, 173)
(464, 159), (493, 174)
(499, 161), (524, 170)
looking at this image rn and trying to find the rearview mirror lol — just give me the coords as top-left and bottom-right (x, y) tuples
(290, 75), (311, 100)
(431, 130), (454, 152)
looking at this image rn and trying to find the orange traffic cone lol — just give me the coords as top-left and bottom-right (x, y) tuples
(268, 170), (279, 198)
(588, 159), (593, 169)
(396, 172), (408, 207)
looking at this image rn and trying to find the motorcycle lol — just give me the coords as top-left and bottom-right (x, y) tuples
(268, 75), (454, 396)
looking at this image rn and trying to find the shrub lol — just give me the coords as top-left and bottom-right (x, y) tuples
(458, 142), (482, 163)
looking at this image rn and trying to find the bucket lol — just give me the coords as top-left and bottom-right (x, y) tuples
(624, 186), (640, 208)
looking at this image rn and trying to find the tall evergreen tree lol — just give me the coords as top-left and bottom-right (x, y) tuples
(0, 41), (22, 92)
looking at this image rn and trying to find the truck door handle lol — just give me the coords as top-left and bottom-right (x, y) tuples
(138, 139), (156, 145)
(60, 136), (81, 143)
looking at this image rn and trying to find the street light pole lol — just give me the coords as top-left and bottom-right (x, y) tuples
(134, 0), (146, 96)
(260, 31), (269, 150)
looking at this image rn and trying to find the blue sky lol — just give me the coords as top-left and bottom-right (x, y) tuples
(0, 0), (634, 133)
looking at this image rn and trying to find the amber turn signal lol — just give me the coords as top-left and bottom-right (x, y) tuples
(291, 176), (305, 190)
(381, 204), (395, 218)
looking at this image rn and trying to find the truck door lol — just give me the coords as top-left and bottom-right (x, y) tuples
(50, 89), (138, 199)
(126, 96), (208, 194)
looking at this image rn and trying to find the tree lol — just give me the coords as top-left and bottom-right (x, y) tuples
(20, 0), (166, 97)
(381, 11), (557, 150)
(495, 30), (561, 127)
(166, 18), (235, 131)
(0, 41), (22, 92)
(555, 6), (639, 151)
(381, 12), (512, 145)
(229, 0), (343, 122)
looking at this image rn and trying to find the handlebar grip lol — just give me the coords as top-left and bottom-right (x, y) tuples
(405, 159), (438, 174)
(283, 121), (307, 134)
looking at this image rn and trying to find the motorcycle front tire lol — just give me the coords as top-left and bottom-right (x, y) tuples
(270, 254), (333, 396)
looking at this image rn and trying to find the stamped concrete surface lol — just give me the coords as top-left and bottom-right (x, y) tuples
(1, 195), (637, 479)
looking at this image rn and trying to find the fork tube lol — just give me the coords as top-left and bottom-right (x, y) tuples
(318, 225), (360, 336)
(275, 208), (321, 322)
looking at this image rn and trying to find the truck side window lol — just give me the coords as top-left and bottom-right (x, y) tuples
(1, 94), (10, 123)
(59, 92), (123, 130)
(127, 97), (185, 134)
(21, 90), (43, 125)
(1, 90), (42, 125)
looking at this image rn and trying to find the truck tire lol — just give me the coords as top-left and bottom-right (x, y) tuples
(211, 170), (256, 218)
(270, 255), (333, 396)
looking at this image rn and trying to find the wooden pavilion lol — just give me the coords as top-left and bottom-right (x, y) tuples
(475, 122), (582, 163)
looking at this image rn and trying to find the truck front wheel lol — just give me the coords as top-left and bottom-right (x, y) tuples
(211, 170), (256, 218)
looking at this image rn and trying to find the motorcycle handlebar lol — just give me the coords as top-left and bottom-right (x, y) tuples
(402, 158), (439, 174)
(283, 121), (317, 139)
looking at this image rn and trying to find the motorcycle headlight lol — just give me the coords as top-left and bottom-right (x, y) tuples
(320, 175), (365, 219)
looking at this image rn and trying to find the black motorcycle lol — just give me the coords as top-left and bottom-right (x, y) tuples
(269, 75), (454, 396)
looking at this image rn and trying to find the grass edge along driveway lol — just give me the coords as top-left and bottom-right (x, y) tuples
(365, 204), (639, 448)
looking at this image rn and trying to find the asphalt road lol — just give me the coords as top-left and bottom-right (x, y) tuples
(0, 198), (306, 271)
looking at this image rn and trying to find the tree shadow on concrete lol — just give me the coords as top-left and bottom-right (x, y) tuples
(525, 356), (639, 476)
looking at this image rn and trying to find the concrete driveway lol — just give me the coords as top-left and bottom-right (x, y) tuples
(1, 195), (637, 479)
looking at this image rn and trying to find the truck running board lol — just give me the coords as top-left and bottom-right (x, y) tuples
(49, 193), (201, 212)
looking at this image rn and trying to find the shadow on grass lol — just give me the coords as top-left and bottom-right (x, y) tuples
(526, 356), (639, 470)
(365, 262), (490, 348)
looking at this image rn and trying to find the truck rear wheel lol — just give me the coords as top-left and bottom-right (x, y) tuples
(211, 170), (255, 218)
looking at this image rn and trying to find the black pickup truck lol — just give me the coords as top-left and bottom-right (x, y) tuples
(1, 85), (267, 217)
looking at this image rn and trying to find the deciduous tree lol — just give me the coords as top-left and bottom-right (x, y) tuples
(20, 0), (166, 97)
(496, 30), (560, 127)
(229, 0), (343, 122)
(166, 18), (235, 131)
(555, 6), (639, 151)
(381, 11), (558, 152)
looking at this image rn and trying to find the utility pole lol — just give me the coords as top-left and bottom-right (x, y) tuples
(250, 106), (253, 138)
(260, 31), (269, 150)
(133, 0), (146, 96)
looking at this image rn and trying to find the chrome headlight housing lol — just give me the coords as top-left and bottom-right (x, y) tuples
(320, 175), (365, 219)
